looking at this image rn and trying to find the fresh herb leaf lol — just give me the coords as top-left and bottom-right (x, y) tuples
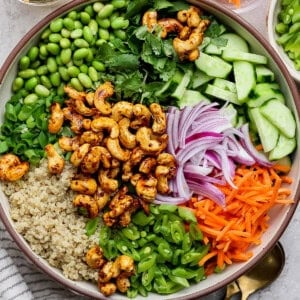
(125, 0), (151, 18)
(107, 54), (140, 71)
(154, 0), (173, 10)
(86, 217), (99, 237)
(211, 37), (228, 47)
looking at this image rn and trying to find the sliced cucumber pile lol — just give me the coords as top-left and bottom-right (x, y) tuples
(175, 31), (297, 161)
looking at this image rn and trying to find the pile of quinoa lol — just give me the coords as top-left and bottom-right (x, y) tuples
(1, 159), (98, 282)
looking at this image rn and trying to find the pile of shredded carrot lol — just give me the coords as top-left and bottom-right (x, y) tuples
(186, 164), (293, 275)
(227, 0), (241, 7)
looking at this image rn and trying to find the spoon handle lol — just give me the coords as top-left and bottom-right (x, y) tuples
(224, 281), (241, 300)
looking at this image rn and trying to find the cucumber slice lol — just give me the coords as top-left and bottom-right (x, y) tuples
(222, 49), (268, 64)
(191, 69), (213, 89)
(233, 61), (256, 102)
(195, 52), (232, 78)
(254, 83), (280, 95)
(178, 90), (210, 109)
(220, 104), (238, 126)
(247, 93), (285, 108)
(213, 78), (237, 93)
(249, 107), (279, 152)
(269, 134), (296, 161)
(205, 84), (240, 105)
(204, 33), (249, 55)
(255, 66), (275, 82)
(260, 99), (296, 138)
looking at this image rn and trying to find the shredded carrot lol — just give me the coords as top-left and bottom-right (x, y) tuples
(189, 164), (294, 273)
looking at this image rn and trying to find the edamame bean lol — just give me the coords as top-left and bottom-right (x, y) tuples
(111, 17), (129, 30)
(58, 66), (70, 81)
(19, 56), (31, 70)
(30, 60), (41, 69)
(84, 5), (95, 17)
(80, 12), (91, 24)
(112, 0), (126, 9)
(92, 60), (105, 72)
(93, 2), (104, 13)
(99, 28), (110, 40)
(73, 48), (89, 60)
(86, 49), (94, 62)
(18, 69), (36, 79)
(41, 28), (51, 40)
(24, 93), (38, 105)
(46, 43), (60, 55)
(57, 83), (65, 96)
(73, 59), (84, 66)
(88, 19), (99, 35)
(83, 26), (94, 44)
(55, 56), (63, 66)
(63, 17), (75, 31)
(114, 29), (127, 40)
(25, 77), (39, 91)
(35, 84), (50, 97)
(70, 77), (84, 91)
(50, 18), (63, 33)
(37, 65), (48, 76)
(61, 28), (71, 38)
(98, 4), (114, 19)
(79, 64), (89, 73)
(70, 28), (83, 39)
(110, 12), (120, 22)
(39, 45), (48, 58)
(27, 46), (39, 62)
(67, 10), (78, 20)
(47, 57), (58, 73)
(74, 38), (90, 48)
(74, 20), (83, 29)
(12, 77), (24, 92)
(40, 75), (52, 89)
(49, 33), (62, 43)
(50, 72), (61, 87)
(95, 39), (107, 46)
(97, 18), (110, 29)
(67, 65), (80, 77)
(60, 37), (71, 49)
(88, 66), (99, 81)
(60, 48), (72, 64)
(78, 72), (93, 88)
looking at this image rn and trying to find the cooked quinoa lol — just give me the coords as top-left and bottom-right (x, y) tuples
(1, 159), (98, 282)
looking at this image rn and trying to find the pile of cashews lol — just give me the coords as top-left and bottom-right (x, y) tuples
(46, 82), (177, 227)
(142, 6), (210, 61)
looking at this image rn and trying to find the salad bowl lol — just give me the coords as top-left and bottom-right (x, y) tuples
(0, 0), (300, 299)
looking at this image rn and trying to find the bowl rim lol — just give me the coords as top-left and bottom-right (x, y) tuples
(0, 0), (300, 299)
(267, 0), (300, 82)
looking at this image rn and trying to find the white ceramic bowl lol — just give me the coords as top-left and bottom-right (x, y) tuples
(268, 0), (300, 82)
(0, 0), (300, 299)
(18, 0), (69, 6)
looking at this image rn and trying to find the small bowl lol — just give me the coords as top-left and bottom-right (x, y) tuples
(18, 0), (69, 7)
(268, 0), (300, 82)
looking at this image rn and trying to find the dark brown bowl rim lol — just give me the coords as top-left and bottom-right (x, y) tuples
(0, 0), (300, 299)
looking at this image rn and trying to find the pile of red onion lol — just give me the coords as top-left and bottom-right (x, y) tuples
(155, 102), (272, 207)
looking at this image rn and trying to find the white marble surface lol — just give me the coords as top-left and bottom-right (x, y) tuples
(0, 1), (299, 299)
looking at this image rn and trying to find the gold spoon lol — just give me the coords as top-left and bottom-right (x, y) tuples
(224, 242), (285, 300)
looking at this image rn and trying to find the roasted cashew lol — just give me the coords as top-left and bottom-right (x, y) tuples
(155, 165), (171, 194)
(99, 261), (114, 283)
(114, 255), (135, 274)
(48, 102), (64, 134)
(62, 106), (84, 134)
(119, 118), (136, 149)
(142, 10), (158, 30)
(82, 118), (92, 131)
(116, 272), (131, 293)
(98, 169), (118, 193)
(106, 138), (130, 161)
(119, 198), (140, 227)
(177, 6), (201, 28)
(91, 117), (119, 139)
(70, 177), (97, 195)
(80, 146), (102, 174)
(157, 152), (177, 174)
(66, 98), (96, 117)
(79, 130), (103, 146)
(45, 144), (65, 175)
(179, 26), (191, 40)
(136, 175), (157, 202)
(85, 92), (95, 107)
(64, 85), (86, 101)
(139, 157), (156, 174)
(0, 154), (29, 181)
(130, 104), (152, 130)
(136, 127), (168, 154)
(111, 101), (134, 122)
(73, 194), (99, 218)
(94, 81), (114, 115)
(86, 245), (106, 269)
(130, 173), (142, 187)
(70, 143), (90, 167)
(149, 103), (166, 134)
(94, 186), (110, 211)
(98, 282), (117, 297)
(58, 136), (80, 152)
(157, 18), (184, 39)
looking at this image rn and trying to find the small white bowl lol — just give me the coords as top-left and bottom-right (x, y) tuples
(268, 0), (300, 82)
